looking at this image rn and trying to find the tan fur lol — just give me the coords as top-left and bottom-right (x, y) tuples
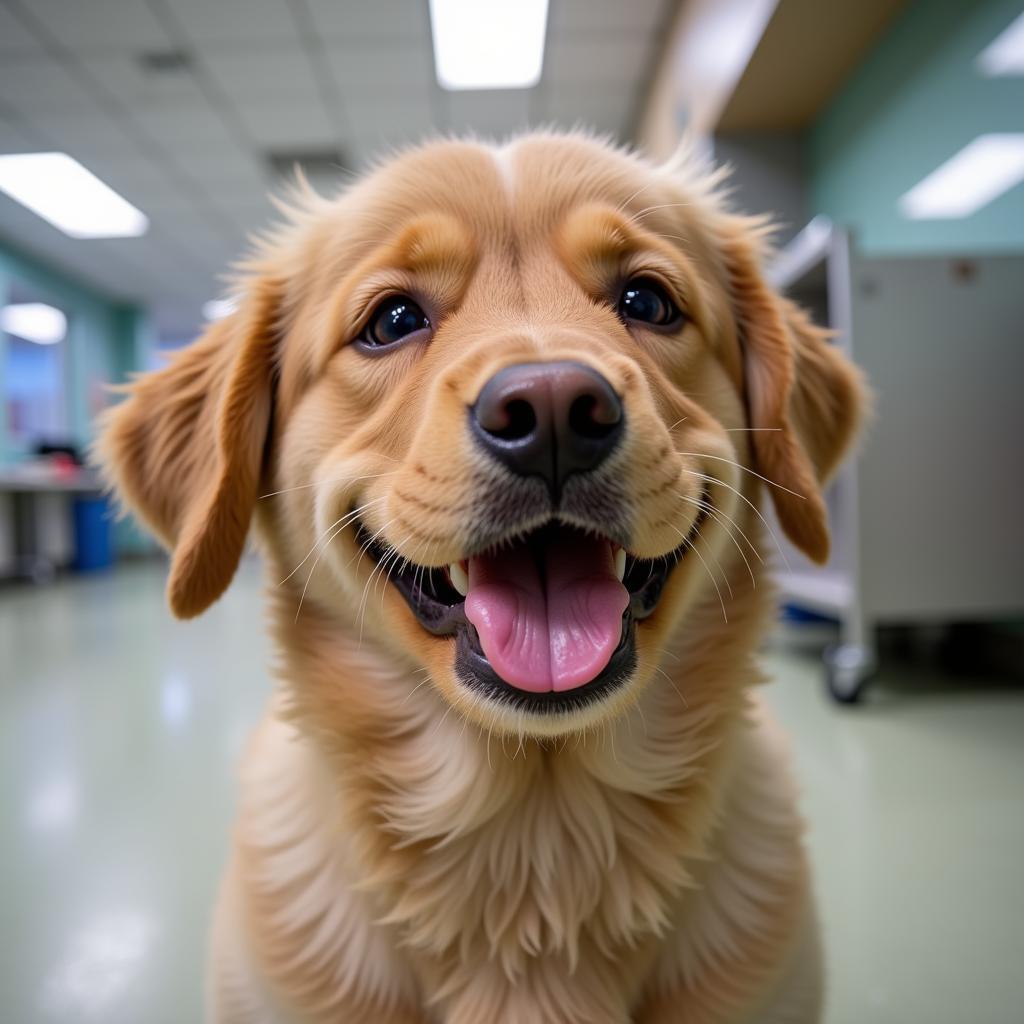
(96, 133), (864, 1022)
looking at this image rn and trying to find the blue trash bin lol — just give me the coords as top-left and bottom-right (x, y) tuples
(73, 495), (113, 571)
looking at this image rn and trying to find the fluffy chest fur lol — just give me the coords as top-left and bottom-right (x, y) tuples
(226, 575), (807, 1024)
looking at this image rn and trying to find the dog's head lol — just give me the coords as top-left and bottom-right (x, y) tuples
(98, 134), (863, 737)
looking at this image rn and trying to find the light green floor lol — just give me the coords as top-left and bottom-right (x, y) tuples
(2, 560), (1022, 1023)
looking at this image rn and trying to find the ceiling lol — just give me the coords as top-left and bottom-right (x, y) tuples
(716, 0), (910, 134)
(0, 0), (674, 341)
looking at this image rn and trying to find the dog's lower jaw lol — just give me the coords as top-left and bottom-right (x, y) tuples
(210, 565), (820, 1024)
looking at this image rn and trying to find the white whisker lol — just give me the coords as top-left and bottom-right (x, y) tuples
(259, 469), (398, 500)
(687, 490), (763, 564)
(670, 522), (728, 624)
(675, 451), (806, 499)
(293, 512), (364, 623)
(653, 664), (688, 709)
(678, 493), (756, 590)
(280, 495), (385, 586)
(353, 517), (400, 642)
(684, 470), (792, 571)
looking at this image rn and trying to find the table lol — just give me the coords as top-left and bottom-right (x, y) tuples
(0, 465), (104, 581)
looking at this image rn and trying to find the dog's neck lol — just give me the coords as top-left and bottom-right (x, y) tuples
(260, 559), (769, 989)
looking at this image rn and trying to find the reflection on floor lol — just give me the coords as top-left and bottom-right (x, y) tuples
(2, 559), (1021, 1023)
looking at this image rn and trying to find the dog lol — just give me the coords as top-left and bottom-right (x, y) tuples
(97, 133), (864, 1023)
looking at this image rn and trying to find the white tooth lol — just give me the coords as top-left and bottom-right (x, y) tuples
(614, 548), (627, 582)
(449, 561), (469, 596)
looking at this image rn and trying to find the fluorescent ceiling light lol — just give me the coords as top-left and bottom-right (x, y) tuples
(899, 134), (1024, 219)
(0, 152), (148, 238)
(202, 297), (238, 321)
(977, 11), (1024, 76)
(429, 0), (548, 90)
(1, 303), (67, 345)
(0, 301), (67, 346)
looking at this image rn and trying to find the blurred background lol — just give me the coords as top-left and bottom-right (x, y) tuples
(1, 1), (1022, 1022)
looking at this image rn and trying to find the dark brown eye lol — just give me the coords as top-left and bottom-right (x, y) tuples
(357, 296), (431, 350)
(617, 278), (683, 327)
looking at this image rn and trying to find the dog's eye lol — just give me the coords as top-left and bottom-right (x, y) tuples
(359, 296), (431, 349)
(617, 278), (682, 328)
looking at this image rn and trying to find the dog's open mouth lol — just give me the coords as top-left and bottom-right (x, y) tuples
(356, 506), (707, 713)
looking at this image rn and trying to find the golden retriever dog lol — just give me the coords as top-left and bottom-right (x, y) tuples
(98, 133), (863, 1023)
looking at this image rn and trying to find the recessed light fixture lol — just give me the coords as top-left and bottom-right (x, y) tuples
(202, 297), (238, 321)
(0, 152), (148, 239)
(428, 0), (549, 90)
(1, 302), (68, 345)
(899, 134), (1024, 219)
(977, 11), (1024, 76)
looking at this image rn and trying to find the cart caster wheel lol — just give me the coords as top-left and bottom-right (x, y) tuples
(824, 644), (872, 704)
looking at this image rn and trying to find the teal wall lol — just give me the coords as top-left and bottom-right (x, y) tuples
(1, 240), (155, 556)
(811, 0), (1024, 256)
(0, 240), (151, 464)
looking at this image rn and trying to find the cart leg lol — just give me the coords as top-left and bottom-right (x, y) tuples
(826, 604), (875, 704)
(823, 643), (872, 703)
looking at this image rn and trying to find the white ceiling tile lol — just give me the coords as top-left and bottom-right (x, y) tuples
(27, 0), (171, 52)
(214, 195), (280, 236)
(348, 132), (423, 169)
(550, 0), (668, 34)
(171, 140), (258, 176)
(160, 218), (236, 256)
(305, 0), (430, 40)
(0, 55), (101, 115)
(0, 113), (41, 154)
(544, 31), (654, 87)
(445, 91), (536, 139)
(201, 42), (321, 102)
(542, 87), (633, 139)
(82, 54), (201, 108)
(0, 5), (45, 55)
(77, 237), (171, 290)
(235, 99), (337, 149)
(324, 39), (434, 98)
(191, 172), (270, 205)
(342, 92), (434, 141)
(167, 0), (301, 45)
(30, 109), (142, 159)
(175, 147), (271, 192)
(213, 193), (278, 220)
(137, 102), (234, 152)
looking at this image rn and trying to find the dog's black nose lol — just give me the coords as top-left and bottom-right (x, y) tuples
(470, 361), (623, 496)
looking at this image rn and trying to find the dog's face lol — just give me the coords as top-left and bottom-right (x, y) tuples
(99, 135), (862, 738)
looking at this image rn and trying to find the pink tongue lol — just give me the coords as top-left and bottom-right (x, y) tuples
(464, 533), (629, 693)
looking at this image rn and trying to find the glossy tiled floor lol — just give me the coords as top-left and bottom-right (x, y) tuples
(2, 560), (1022, 1023)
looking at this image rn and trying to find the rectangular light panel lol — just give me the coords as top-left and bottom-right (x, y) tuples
(429, 0), (549, 91)
(0, 152), (148, 239)
(899, 134), (1024, 219)
(1, 302), (67, 345)
(977, 11), (1024, 76)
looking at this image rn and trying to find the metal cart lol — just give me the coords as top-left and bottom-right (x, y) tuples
(766, 219), (1024, 702)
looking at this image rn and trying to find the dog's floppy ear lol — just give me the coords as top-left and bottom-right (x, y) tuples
(725, 229), (865, 563)
(97, 276), (279, 618)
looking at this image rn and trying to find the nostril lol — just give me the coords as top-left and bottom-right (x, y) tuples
(568, 394), (620, 440)
(488, 398), (537, 441)
(471, 362), (624, 492)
